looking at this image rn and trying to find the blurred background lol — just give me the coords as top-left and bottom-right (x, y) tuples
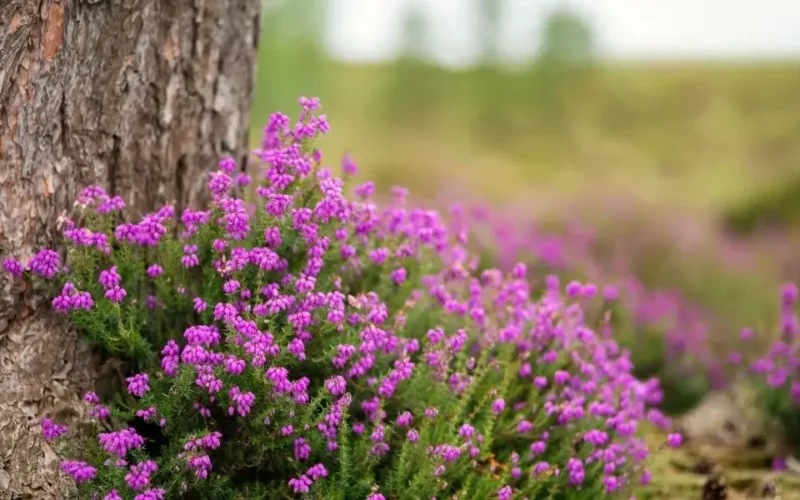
(253, 0), (800, 408)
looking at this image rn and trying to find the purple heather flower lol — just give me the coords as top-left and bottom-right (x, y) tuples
(666, 433), (683, 448)
(354, 181), (374, 199)
(209, 171), (233, 198)
(77, 185), (106, 204)
(782, 282), (798, 306)
(52, 293), (71, 314)
(104, 286), (127, 303)
(289, 475), (312, 493)
(146, 264), (163, 278)
(396, 411), (413, 427)
(97, 195), (125, 214)
(61, 460), (96, 484)
(70, 291), (94, 311)
(99, 428), (145, 457)
(492, 398), (505, 414)
(307, 463), (328, 480)
(194, 297), (208, 312)
(41, 417), (67, 440)
(224, 355), (246, 375)
(324, 375), (347, 396)
(187, 455), (213, 479)
(554, 370), (570, 384)
(2, 257), (24, 279)
(341, 154), (358, 175)
(228, 386), (255, 417)
(581, 283), (597, 298)
(29, 249), (60, 279)
(127, 373), (150, 398)
(236, 172), (252, 187)
(530, 441), (546, 455)
(565, 280), (582, 297)
(136, 407), (157, 421)
(99, 265), (122, 288)
(602, 285), (619, 301)
(294, 438), (311, 461)
(218, 157), (236, 173)
(125, 460), (157, 491)
(212, 238), (228, 252)
(459, 424), (475, 440)
(223, 279), (240, 294)
(287, 338), (306, 361)
(134, 488), (166, 500)
(390, 267), (407, 285)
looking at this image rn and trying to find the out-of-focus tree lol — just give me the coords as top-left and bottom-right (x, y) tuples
(402, 0), (430, 60)
(526, 7), (596, 133)
(477, 0), (503, 63)
(470, 0), (515, 144)
(252, 0), (330, 122)
(538, 8), (594, 67)
(377, 0), (446, 130)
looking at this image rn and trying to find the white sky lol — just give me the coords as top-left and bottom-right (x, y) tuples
(325, 0), (800, 66)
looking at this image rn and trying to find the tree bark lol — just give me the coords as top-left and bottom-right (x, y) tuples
(0, 1), (260, 497)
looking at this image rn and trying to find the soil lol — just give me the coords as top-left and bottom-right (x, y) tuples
(642, 381), (800, 499)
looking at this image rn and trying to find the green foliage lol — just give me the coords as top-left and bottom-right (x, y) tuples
(723, 174), (800, 235)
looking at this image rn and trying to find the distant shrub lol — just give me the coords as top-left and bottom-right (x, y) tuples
(722, 175), (800, 235)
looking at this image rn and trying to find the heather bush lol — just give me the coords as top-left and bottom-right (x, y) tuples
(748, 283), (800, 457)
(457, 205), (717, 413)
(4, 98), (672, 499)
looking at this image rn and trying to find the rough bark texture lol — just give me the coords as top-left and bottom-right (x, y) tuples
(0, 1), (261, 497)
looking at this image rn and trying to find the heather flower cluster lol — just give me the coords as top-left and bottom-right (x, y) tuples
(739, 282), (800, 459)
(461, 204), (732, 412)
(5, 98), (672, 499)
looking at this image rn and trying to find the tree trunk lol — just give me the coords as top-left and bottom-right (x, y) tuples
(0, 1), (261, 497)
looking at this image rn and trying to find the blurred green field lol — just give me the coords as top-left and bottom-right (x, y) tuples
(244, 6), (800, 491)
(251, 59), (800, 219)
(249, 8), (800, 357)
